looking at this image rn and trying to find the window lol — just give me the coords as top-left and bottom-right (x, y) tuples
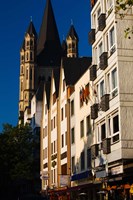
(107, 73), (110, 93)
(21, 55), (24, 61)
(27, 41), (30, 46)
(30, 68), (32, 80)
(51, 143), (53, 155)
(109, 26), (115, 55)
(21, 81), (23, 91)
(81, 151), (85, 171)
(26, 52), (29, 60)
(101, 123), (106, 140)
(71, 100), (74, 116)
(111, 68), (118, 97)
(54, 141), (56, 153)
(112, 68), (117, 90)
(97, 7), (101, 30)
(53, 116), (56, 128)
(30, 52), (33, 60)
(86, 115), (91, 135)
(21, 66), (23, 74)
(61, 108), (63, 121)
(65, 104), (67, 118)
(71, 127), (75, 144)
(80, 120), (84, 138)
(112, 114), (119, 143)
(51, 119), (53, 131)
(87, 149), (91, 169)
(26, 68), (28, 80)
(65, 131), (67, 146)
(63, 79), (65, 92)
(100, 80), (104, 97)
(80, 89), (84, 107)
(71, 156), (75, 174)
(113, 115), (119, 134)
(62, 134), (64, 148)
(98, 42), (103, 59)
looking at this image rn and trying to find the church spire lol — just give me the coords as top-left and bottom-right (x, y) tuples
(37, 0), (62, 66)
(66, 24), (79, 57)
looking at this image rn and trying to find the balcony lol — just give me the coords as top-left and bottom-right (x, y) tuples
(90, 65), (97, 81)
(98, 13), (106, 31)
(91, 103), (98, 119)
(102, 138), (111, 154)
(91, 144), (98, 159)
(100, 94), (110, 111)
(99, 52), (108, 70)
(88, 29), (95, 45)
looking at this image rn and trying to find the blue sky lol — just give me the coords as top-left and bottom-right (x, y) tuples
(0, 0), (92, 132)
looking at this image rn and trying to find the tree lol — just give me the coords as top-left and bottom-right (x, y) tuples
(0, 124), (40, 199)
(116, 0), (133, 38)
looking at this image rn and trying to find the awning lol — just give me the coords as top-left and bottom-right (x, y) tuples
(71, 170), (92, 181)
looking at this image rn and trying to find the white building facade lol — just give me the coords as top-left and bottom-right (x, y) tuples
(89, 0), (133, 198)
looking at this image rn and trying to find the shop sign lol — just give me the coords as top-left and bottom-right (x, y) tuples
(96, 170), (106, 178)
(111, 165), (123, 175)
(60, 175), (69, 186)
(130, 184), (133, 194)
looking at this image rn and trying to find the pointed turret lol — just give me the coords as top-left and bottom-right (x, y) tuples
(37, 0), (62, 66)
(26, 20), (37, 38)
(19, 20), (37, 125)
(66, 24), (79, 57)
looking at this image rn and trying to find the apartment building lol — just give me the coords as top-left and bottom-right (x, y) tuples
(89, 0), (133, 198)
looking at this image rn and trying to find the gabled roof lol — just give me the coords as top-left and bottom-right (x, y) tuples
(53, 67), (60, 98)
(62, 57), (92, 86)
(66, 24), (79, 41)
(37, 0), (62, 66)
(45, 78), (51, 109)
(36, 80), (45, 101)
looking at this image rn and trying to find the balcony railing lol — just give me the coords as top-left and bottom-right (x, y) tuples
(102, 138), (111, 154)
(91, 144), (98, 159)
(99, 52), (108, 70)
(98, 13), (106, 31)
(100, 94), (110, 111)
(90, 65), (97, 81)
(91, 103), (99, 119)
(88, 29), (95, 45)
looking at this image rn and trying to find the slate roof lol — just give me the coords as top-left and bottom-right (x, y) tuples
(61, 40), (67, 57)
(26, 21), (37, 37)
(62, 57), (92, 86)
(53, 67), (60, 98)
(21, 21), (37, 50)
(66, 24), (79, 41)
(37, 0), (62, 67)
(36, 80), (45, 101)
(45, 78), (51, 109)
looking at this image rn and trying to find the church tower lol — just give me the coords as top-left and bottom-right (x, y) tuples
(19, 0), (62, 124)
(37, 0), (62, 82)
(66, 24), (79, 57)
(19, 21), (37, 124)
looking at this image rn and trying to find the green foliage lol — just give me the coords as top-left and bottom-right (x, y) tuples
(116, 0), (133, 38)
(0, 123), (38, 182)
